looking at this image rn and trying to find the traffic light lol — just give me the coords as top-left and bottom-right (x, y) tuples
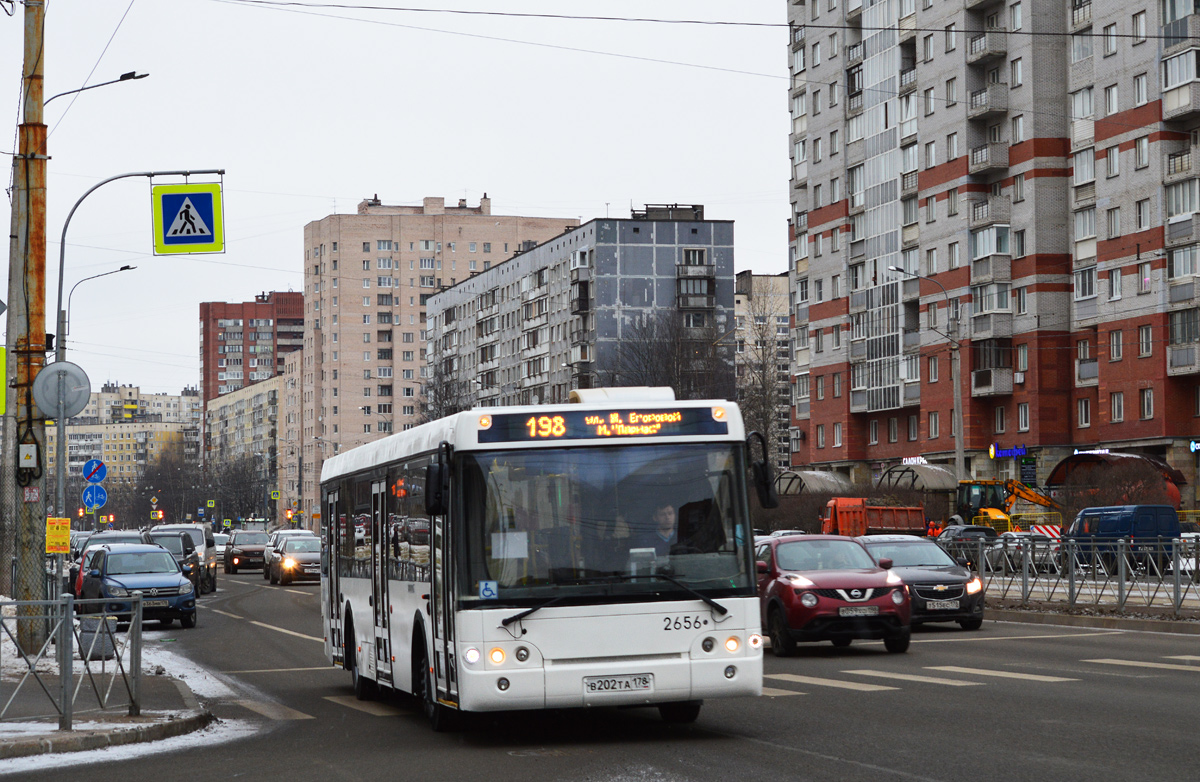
(286, 509), (294, 520)
(78, 507), (84, 518)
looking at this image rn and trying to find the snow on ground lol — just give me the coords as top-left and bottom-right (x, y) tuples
(0, 718), (256, 775)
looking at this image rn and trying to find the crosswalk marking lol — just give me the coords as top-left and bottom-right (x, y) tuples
(761, 686), (803, 697)
(235, 699), (314, 720)
(927, 666), (1078, 683)
(324, 695), (405, 716)
(1085, 658), (1200, 673)
(842, 669), (983, 686)
(765, 673), (897, 692)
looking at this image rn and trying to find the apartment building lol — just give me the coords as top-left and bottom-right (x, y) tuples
(425, 205), (736, 411)
(734, 271), (793, 469)
(203, 375), (283, 523)
(291, 195), (578, 522)
(787, 0), (1200, 499)
(45, 383), (203, 481)
(198, 291), (304, 404)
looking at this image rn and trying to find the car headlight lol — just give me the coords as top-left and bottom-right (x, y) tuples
(179, 580), (194, 595)
(891, 588), (906, 605)
(106, 585), (128, 598)
(283, 558), (296, 569)
(785, 573), (816, 587)
(966, 577), (983, 595)
(800, 591), (819, 608)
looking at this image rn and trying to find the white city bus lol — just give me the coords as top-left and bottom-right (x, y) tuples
(320, 387), (777, 729)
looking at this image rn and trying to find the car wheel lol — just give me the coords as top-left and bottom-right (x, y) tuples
(270, 567), (278, 585)
(180, 613), (196, 629)
(263, 564), (271, 580)
(884, 631), (911, 654)
(958, 618), (983, 631)
(658, 701), (702, 724)
(230, 565), (238, 575)
(209, 571), (217, 593)
(280, 571), (291, 587)
(768, 608), (796, 657)
(831, 638), (852, 648)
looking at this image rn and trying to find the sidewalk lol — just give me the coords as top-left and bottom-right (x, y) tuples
(0, 671), (212, 760)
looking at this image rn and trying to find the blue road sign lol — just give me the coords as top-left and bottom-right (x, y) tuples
(82, 484), (108, 510)
(82, 459), (107, 483)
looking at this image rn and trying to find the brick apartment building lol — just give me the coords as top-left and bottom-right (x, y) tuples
(787, 0), (1200, 503)
(198, 291), (304, 405)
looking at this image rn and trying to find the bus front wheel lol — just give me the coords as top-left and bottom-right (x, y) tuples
(415, 643), (454, 732)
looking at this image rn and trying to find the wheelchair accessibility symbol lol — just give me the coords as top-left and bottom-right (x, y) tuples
(479, 580), (499, 600)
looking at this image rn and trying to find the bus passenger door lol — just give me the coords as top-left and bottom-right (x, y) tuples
(372, 480), (393, 685)
(431, 516), (458, 705)
(325, 491), (342, 666)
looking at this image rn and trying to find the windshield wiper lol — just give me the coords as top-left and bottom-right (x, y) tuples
(499, 574), (728, 627)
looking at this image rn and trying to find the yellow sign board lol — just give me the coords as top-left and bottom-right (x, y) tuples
(46, 517), (70, 555)
(151, 182), (224, 255)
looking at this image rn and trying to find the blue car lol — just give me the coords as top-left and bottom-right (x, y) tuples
(79, 543), (197, 628)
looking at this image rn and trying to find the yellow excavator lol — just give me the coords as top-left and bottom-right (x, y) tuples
(954, 479), (1061, 531)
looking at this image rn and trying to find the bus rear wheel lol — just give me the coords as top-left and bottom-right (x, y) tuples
(658, 701), (702, 724)
(347, 622), (373, 701)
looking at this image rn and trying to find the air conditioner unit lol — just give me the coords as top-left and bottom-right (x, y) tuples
(1014, 372), (1025, 384)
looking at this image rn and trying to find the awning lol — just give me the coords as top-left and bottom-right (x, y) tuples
(874, 463), (958, 493)
(774, 470), (852, 495)
(1045, 451), (1187, 487)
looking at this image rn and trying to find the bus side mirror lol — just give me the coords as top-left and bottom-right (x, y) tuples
(747, 431), (779, 509)
(425, 463), (446, 515)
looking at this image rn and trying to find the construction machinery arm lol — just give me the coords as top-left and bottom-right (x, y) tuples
(1002, 479), (1060, 513)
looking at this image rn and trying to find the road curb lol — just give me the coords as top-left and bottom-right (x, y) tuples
(988, 607), (1200, 635)
(0, 709), (215, 761)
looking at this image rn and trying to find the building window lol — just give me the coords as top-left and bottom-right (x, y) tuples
(1074, 149), (1095, 186)
(1107, 146), (1120, 178)
(816, 424), (825, 449)
(1015, 286), (1027, 314)
(1139, 324), (1153, 356)
(1110, 392), (1124, 422)
(1010, 2), (1022, 30)
(1011, 57), (1023, 86)
(1135, 137), (1149, 168)
(1103, 24), (1117, 55)
(1140, 388), (1154, 419)
(1134, 73), (1148, 106)
(929, 411), (940, 439)
(995, 406), (1006, 434)
(1138, 261), (1152, 293)
(1012, 229), (1026, 258)
(928, 355), (939, 382)
(1110, 329), (1123, 360)
(1077, 398), (1091, 428)
(924, 87), (935, 115)
(833, 422), (842, 448)
(1169, 246), (1199, 278)
(908, 414), (918, 441)
(1132, 11), (1146, 43)
(1018, 402), (1030, 432)
(1017, 343), (1029, 372)
(1110, 268), (1123, 300)
(1104, 84), (1119, 116)
(869, 419), (879, 445)
(948, 241), (960, 268)
(1074, 266), (1097, 300)
(1107, 207), (1121, 238)
(1013, 174), (1025, 202)
(1070, 31), (1092, 63)
(947, 132), (959, 159)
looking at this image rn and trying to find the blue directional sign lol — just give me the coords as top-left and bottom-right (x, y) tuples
(82, 459), (107, 483)
(82, 484), (108, 510)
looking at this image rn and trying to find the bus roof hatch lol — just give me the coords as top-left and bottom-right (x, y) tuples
(568, 387), (677, 404)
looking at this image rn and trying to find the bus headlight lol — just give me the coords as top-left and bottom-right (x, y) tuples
(748, 633), (763, 649)
(489, 648), (506, 665)
(463, 647), (481, 665)
(724, 636), (740, 653)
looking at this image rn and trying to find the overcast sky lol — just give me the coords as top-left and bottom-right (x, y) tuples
(2, 0), (789, 395)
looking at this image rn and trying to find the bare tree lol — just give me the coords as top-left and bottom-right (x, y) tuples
(1057, 460), (1177, 524)
(421, 349), (472, 423)
(736, 277), (790, 468)
(597, 307), (734, 400)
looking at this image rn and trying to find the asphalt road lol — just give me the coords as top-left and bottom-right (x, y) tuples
(10, 574), (1200, 781)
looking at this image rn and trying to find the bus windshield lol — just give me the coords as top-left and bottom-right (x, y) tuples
(458, 443), (753, 604)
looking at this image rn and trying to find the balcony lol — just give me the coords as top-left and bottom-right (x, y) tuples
(967, 30), (1007, 64)
(850, 389), (869, 413)
(1170, 278), (1198, 307)
(1164, 82), (1200, 122)
(901, 170), (919, 196)
(846, 41), (864, 65)
(965, 0), (1001, 9)
(1164, 15), (1200, 54)
(1075, 357), (1099, 387)
(972, 367), (1014, 397)
(1166, 214), (1200, 246)
(1070, 119), (1094, 150)
(903, 329), (921, 350)
(968, 196), (1011, 229)
(971, 253), (1012, 284)
(1169, 344), (1200, 375)
(972, 312), (1013, 339)
(847, 0), (863, 18)
(902, 223), (920, 247)
(849, 290), (869, 313)
(794, 159), (808, 187)
(570, 297), (589, 314)
(898, 67), (917, 95)
(678, 294), (715, 309)
(677, 263), (716, 279)
(901, 276), (920, 301)
(1167, 150), (1193, 180)
(847, 91), (863, 113)
(969, 142), (1009, 174)
(1070, 1), (1091, 29)
(898, 13), (917, 42)
(790, 24), (806, 47)
(794, 399), (810, 420)
(967, 84), (1008, 119)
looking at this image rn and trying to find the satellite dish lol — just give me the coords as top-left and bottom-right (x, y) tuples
(32, 361), (91, 420)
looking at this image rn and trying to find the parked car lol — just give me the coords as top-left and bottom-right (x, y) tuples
(1066, 505), (1181, 573)
(225, 530), (270, 573)
(268, 536), (322, 585)
(755, 534), (911, 654)
(993, 531), (1059, 572)
(78, 543), (197, 628)
(263, 529), (318, 580)
(859, 535), (985, 630)
(148, 531), (202, 594)
(150, 523), (218, 594)
(936, 524), (1001, 569)
(404, 518), (430, 546)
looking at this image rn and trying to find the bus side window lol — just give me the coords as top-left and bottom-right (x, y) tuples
(407, 456), (432, 583)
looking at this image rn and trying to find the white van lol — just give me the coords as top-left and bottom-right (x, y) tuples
(151, 523), (218, 593)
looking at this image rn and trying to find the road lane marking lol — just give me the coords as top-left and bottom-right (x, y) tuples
(842, 669), (983, 686)
(761, 686), (803, 697)
(325, 695), (405, 716)
(913, 631), (1124, 644)
(765, 673), (898, 692)
(235, 699), (314, 720)
(209, 609), (243, 620)
(926, 666), (1078, 682)
(1084, 658), (1200, 672)
(249, 620), (323, 643)
(225, 666), (341, 674)
(1166, 655), (1200, 661)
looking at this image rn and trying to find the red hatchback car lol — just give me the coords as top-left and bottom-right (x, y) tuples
(756, 535), (912, 654)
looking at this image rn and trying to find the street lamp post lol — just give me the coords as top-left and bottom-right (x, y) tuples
(888, 266), (965, 481)
(44, 71), (149, 107)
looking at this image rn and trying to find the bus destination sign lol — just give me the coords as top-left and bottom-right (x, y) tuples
(477, 407), (729, 443)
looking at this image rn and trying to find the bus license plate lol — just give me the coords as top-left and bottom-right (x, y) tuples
(927, 600), (960, 610)
(584, 673), (653, 694)
(144, 600), (169, 608)
(838, 606), (879, 617)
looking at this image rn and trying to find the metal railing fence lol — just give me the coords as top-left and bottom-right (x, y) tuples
(936, 537), (1200, 616)
(0, 595), (142, 730)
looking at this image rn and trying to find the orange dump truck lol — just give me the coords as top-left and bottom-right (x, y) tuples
(819, 497), (927, 537)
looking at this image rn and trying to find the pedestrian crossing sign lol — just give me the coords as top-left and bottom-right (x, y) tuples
(152, 182), (224, 255)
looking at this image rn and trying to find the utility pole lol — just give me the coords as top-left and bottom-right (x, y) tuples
(5, 0), (49, 652)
